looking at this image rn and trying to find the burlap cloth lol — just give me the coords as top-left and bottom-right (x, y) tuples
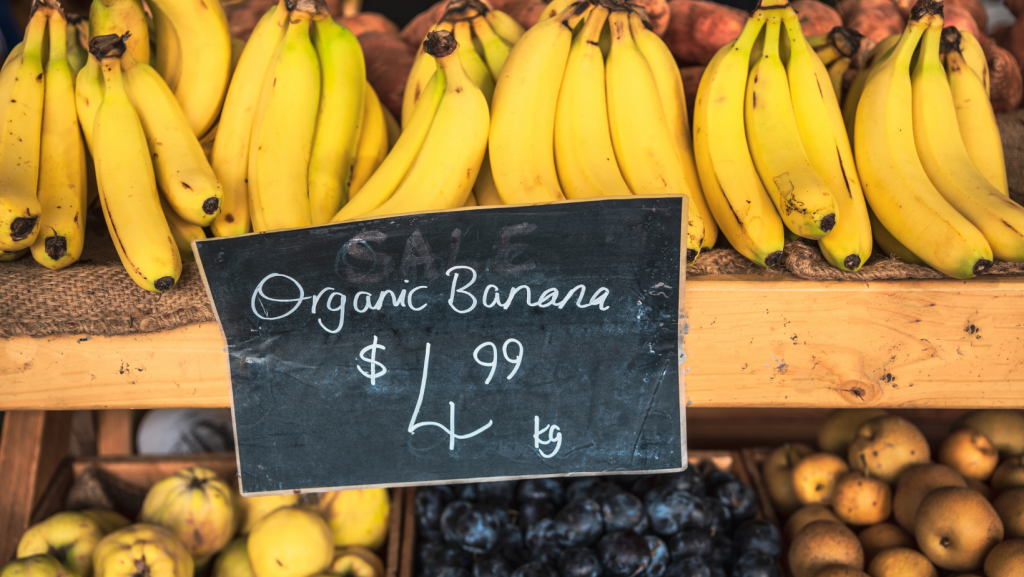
(4, 110), (1024, 339)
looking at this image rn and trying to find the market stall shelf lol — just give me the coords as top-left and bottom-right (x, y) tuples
(2, 274), (1023, 410)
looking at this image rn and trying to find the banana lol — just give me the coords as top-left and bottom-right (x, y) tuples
(869, 208), (927, 266)
(472, 15), (511, 78)
(0, 8), (47, 252)
(67, 16), (88, 74)
(745, 12), (837, 240)
(0, 249), (28, 261)
(464, 192), (479, 207)
(489, 1), (590, 205)
(308, 11), (365, 225)
(91, 33), (181, 292)
(146, 0), (231, 137)
(782, 9), (872, 272)
(348, 81), (389, 199)
(249, 5), (320, 233)
(694, 14), (785, 267)
(537, 0), (577, 23)
(76, 53), (103, 150)
(854, 7), (992, 279)
(630, 11), (717, 250)
(161, 194), (205, 262)
(473, 150), (503, 206)
(828, 56), (850, 98)
(331, 70), (445, 221)
(362, 31), (488, 218)
(121, 50), (223, 226)
(3, 43), (23, 69)
(150, 1), (180, 91)
(210, 0), (288, 237)
(89, 0), (148, 63)
(912, 20), (1024, 263)
(402, 21), (451, 127)
(957, 28), (988, 95)
(807, 32), (829, 49)
(943, 29), (1007, 196)
(553, 7), (632, 199)
(32, 9), (89, 270)
(843, 33), (899, 143)
(484, 8), (524, 44)
(382, 104), (400, 148)
(453, 20), (495, 102)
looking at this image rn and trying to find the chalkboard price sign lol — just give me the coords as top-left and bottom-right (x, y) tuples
(195, 197), (686, 495)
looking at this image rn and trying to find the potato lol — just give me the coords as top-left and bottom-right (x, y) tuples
(986, 39), (1024, 112)
(844, 6), (904, 45)
(663, 0), (747, 65)
(400, 0), (448, 48)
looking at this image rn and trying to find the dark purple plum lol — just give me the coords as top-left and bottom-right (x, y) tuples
(701, 470), (736, 494)
(452, 504), (502, 553)
(705, 535), (734, 570)
(711, 483), (757, 523)
(435, 568), (471, 577)
(553, 499), (604, 547)
(662, 469), (706, 497)
(590, 482), (625, 504)
(732, 520), (781, 560)
(667, 529), (713, 560)
(478, 481), (519, 508)
(663, 556), (710, 577)
(630, 476), (663, 499)
(601, 492), (647, 532)
(517, 479), (564, 505)
(645, 487), (698, 537)
(557, 546), (603, 577)
(526, 518), (558, 551)
(474, 555), (511, 577)
(510, 562), (559, 577)
(597, 531), (650, 577)
(703, 498), (731, 537)
(442, 501), (474, 544)
(518, 500), (558, 530)
(566, 478), (603, 503)
(644, 536), (669, 577)
(417, 486), (457, 542)
(457, 484), (480, 502)
(730, 551), (779, 577)
(419, 542), (472, 577)
(530, 544), (563, 567)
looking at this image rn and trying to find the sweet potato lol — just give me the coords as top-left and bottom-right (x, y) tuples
(1007, 0), (1024, 17)
(791, 0), (842, 37)
(630, 0), (671, 36)
(223, 0), (276, 40)
(836, 0), (895, 21)
(942, 5), (982, 42)
(844, 6), (904, 45)
(1000, 13), (1024, 73)
(506, 0), (550, 30)
(339, 12), (400, 38)
(988, 37), (1024, 111)
(359, 32), (415, 119)
(663, 0), (747, 66)
(400, 1), (448, 48)
(679, 65), (705, 120)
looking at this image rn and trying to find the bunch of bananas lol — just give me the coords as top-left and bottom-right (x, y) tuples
(807, 26), (863, 102)
(488, 0), (716, 263)
(847, 0), (1024, 279)
(694, 0), (873, 271)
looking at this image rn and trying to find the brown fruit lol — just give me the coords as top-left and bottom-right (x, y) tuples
(794, 453), (851, 505)
(764, 443), (816, 516)
(939, 428), (999, 481)
(832, 471), (892, 526)
(848, 415), (930, 484)
(629, 0), (671, 37)
(953, 410), (1024, 456)
(966, 478), (993, 500)
(818, 409), (890, 456)
(858, 523), (914, 563)
(844, 7), (904, 45)
(985, 40), (1024, 112)
(914, 487), (1004, 572)
(663, 0), (747, 65)
(893, 463), (968, 532)
(867, 547), (937, 577)
(984, 539), (1024, 577)
(399, 1), (447, 48)
(358, 32), (414, 120)
(338, 13), (399, 39)
(992, 456), (1024, 492)
(993, 487), (1024, 538)
(814, 567), (870, 577)
(788, 520), (865, 577)
(786, 504), (841, 540)
(792, 0), (842, 37)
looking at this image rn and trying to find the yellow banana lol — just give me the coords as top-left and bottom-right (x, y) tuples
(146, 0), (231, 137)
(121, 50), (223, 226)
(537, 0), (576, 23)
(67, 16), (88, 74)
(553, 7), (632, 199)
(382, 104), (400, 148)
(472, 15), (511, 78)
(32, 9), (89, 270)
(308, 11), (365, 225)
(363, 31), (489, 218)
(869, 208), (927, 266)
(473, 150), (503, 206)
(807, 32), (829, 49)
(484, 8), (524, 44)
(91, 33), (181, 292)
(150, 1), (180, 91)
(630, 11), (717, 250)
(0, 8), (47, 252)
(161, 194), (205, 262)
(402, 21), (451, 127)
(854, 9), (992, 279)
(2, 42), (23, 69)
(843, 33), (899, 144)
(828, 56), (850, 98)
(943, 30), (1007, 196)
(249, 6), (320, 233)
(694, 15), (784, 267)
(782, 9), (872, 272)
(956, 28), (988, 95)
(746, 12), (837, 240)
(0, 249), (28, 261)
(331, 70), (445, 222)
(489, 1), (590, 204)
(76, 53), (103, 150)
(348, 81), (389, 199)
(464, 192), (479, 207)
(89, 0), (148, 63)
(912, 21), (1024, 263)
(453, 20), (494, 103)
(210, 0), (288, 237)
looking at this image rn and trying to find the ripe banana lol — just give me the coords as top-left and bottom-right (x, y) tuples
(308, 12), (365, 225)
(489, 1), (591, 205)
(76, 53), (104, 150)
(782, 9), (872, 272)
(553, 7), (632, 199)
(89, 0), (149, 63)
(32, 9), (89, 270)
(472, 15), (511, 78)
(382, 105), (400, 148)
(943, 30), (1007, 196)
(332, 70), (445, 222)
(484, 8), (524, 44)
(91, 33), (181, 292)
(630, 11), (717, 250)
(150, 2), (180, 91)
(537, 0), (577, 23)
(0, 249), (28, 261)
(121, 51), (223, 226)
(402, 21), (452, 127)
(453, 20), (495, 103)
(913, 20), (1024, 263)
(828, 56), (850, 98)
(161, 194), (205, 262)
(362, 31), (488, 218)
(745, 12), (837, 240)
(869, 208), (927, 266)
(0, 8), (47, 252)
(248, 6), (320, 232)
(210, 0), (288, 237)
(66, 16), (88, 74)
(843, 33), (900, 142)
(464, 192), (479, 207)
(146, 0), (232, 137)
(348, 82), (389, 199)
(854, 7), (992, 279)
(956, 28), (988, 95)
(473, 150), (503, 206)
(694, 14), (785, 267)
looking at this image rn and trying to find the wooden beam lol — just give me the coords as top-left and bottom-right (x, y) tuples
(96, 410), (135, 456)
(1, 275), (1022, 410)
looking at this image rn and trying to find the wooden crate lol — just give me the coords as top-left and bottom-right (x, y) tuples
(398, 451), (778, 577)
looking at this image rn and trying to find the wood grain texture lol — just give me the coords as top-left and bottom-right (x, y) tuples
(96, 410), (135, 456)
(2, 275), (1023, 410)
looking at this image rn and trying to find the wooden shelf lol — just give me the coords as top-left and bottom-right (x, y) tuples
(2, 274), (1023, 410)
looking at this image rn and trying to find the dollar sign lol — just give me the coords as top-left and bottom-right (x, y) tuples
(358, 335), (387, 385)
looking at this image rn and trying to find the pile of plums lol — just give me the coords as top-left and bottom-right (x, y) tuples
(414, 463), (783, 577)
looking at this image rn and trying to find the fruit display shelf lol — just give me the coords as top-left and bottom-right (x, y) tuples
(2, 274), (1023, 410)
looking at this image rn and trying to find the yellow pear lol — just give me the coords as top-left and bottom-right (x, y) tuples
(819, 409), (890, 455)
(79, 510), (130, 535)
(991, 456), (1024, 491)
(893, 463), (967, 532)
(140, 467), (236, 563)
(785, 504), (840, 540)
(867, 547), (937, 577)
(814, 567), (869, 576)
(331, 547), (384, 577)
(238, 494), (300, 534)
(993, 487), (1024, 538)
(984, 539), (1024, 577)
(793, 453), (850, 505)
(788, 520), (864, 577)
(92, 524), (194, 577)
(315, 490), (390, 549)
(848, 416), (930, 484)
(764, 443), (814, 515)
(831, 471), (891, 526)
(213, 538), (254, 577)
(248, 508), (333, 577)
(17, 512), (104, 577)
(952, 410), (1024, 456)
(914, 487), (1004, 572)
(1, 556), (77, 577)
(858, 523), (913, 564)
(939, 428), (999, 481)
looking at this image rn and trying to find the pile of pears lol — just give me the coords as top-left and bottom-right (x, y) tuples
(763, 409), (1024, 577)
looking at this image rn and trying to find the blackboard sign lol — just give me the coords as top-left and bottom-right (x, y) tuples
(194, 197), (686, 495)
